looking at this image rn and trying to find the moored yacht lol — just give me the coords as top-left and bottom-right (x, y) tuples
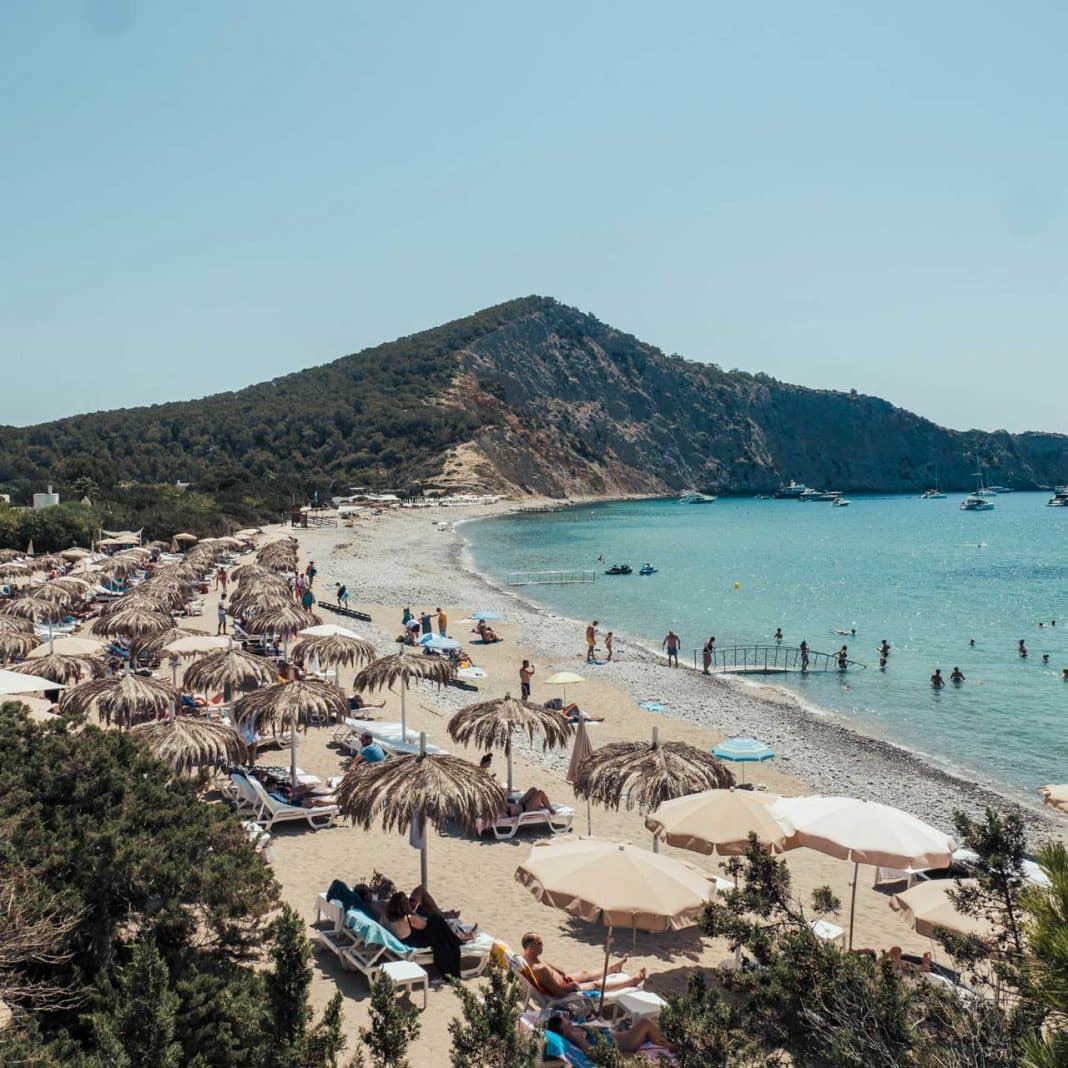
(1048, 486), (1068, 508)
(921, 488), (947, 499)
(774, 481), (808, 499)
(678, 490), (717, 503)
(961, 472), (995, 511)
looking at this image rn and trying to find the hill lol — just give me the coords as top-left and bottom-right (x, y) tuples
(1, 296), (1066, 506)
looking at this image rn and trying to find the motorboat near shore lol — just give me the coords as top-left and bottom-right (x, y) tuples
(604, 563), (632, 575)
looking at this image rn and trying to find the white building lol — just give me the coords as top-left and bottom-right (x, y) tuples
(32, 485), (60, 510)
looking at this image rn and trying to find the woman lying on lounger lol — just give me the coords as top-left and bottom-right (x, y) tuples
(545, 1014), (675, 1055)
(384, 890), (474, 979)
(504, 787), (558, 816)
(560, 703), (604, 723)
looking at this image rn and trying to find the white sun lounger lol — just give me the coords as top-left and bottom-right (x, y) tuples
(314, 895), (494, 982)
(476, 805), (574, 840)
(507, 953), (643, 1013)
(246, 776), (338, 831)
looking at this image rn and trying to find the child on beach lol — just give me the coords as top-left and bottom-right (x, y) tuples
(605, 632), (613, 661)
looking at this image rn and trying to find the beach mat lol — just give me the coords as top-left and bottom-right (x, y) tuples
(639, 701), (667, 713)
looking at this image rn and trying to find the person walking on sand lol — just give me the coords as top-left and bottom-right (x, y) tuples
(215, 567), (227, 591)
(662, 629), (680, 667)
(436, 607), (448, 636)
(605, 632), (614, 661)
(301, 587), (315, 611)
(585, 621), (598, 662)
(216, 598), (227, 636)
(702, 636), (715, 674)
(305, 561), (317, 588)
(519, 659), (534, 700)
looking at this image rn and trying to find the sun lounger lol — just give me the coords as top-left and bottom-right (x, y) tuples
(476, 805), (574, 840)
(334, 719), (421, 750)
(246, 777), (338, 831)
(314, 894), (494, 982)
(506, 952), (643, 1014)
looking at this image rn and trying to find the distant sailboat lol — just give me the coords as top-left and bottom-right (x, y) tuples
(921, 462), (946, 499)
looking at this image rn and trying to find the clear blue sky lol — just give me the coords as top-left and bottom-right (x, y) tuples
(2, 1), (1066, 433)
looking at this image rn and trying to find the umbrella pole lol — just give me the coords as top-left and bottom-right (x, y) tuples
(48, 622), (54, 655)
(848, 861), (859, 951)
(586, 798), (591, 836)
(418, 732), (428, 887)
(598, 926), (613, 1015)
(506, 738), (513, 796)
(401, 685), (407, 739)
(290, 720), (298, 786)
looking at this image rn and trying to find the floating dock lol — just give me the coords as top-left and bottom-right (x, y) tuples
(506, 569), (597, 586)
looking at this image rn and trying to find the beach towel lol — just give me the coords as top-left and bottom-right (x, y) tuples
(639, 701), (667, 712)
(588, 659), (608, 666)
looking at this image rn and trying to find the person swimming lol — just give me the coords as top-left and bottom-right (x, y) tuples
(950, 667), (965, 684)
(969, 638), (975, 647)
(1042, 654), (1050, 665)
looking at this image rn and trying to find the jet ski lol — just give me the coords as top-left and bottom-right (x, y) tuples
(604, 564), (633, 575)
(639, 564), (658, 575)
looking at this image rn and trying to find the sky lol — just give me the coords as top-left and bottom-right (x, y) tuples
(2, 1), (1067, 433)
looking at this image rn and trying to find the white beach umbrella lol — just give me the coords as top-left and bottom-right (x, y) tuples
(769, 795), (956, 949)
(0, 668), (64, 695)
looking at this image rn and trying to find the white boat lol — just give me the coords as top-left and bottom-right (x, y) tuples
(1048, 486), (1068, 508)
(774, 481), (808, 499)
(961, 472), (995, 511)
(988, 485), (1013, 494)
(798, 488), (824, 501)
(813, 490), (843, 501)
(832, 497), (850, 507)
(678, 490), (717, 503)
(921, 489), (947, 500)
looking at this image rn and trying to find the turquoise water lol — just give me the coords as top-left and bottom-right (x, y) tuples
(464, 495), (1068, 798)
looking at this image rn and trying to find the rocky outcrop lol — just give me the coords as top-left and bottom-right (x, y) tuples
(445, 300), (1068, 496)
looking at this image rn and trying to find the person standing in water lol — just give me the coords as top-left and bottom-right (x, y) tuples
(931, 668), (945, 689)
(950, 667), (965, 684)
(800, 640), (809, 672)
(662, 630), (681, 667)
(879, 639), (891, 657)
(1018, 639), (1028, 658)
(774, 627), (783, 642)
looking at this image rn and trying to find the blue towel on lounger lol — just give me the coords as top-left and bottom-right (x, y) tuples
(344, 908), (411, 955)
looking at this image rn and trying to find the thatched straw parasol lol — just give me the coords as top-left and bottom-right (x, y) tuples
(60, 672), (179, 728)
(10, 653), (103, 685)
(234, 678), (348, 783)
(239, 602), (321, 640)
(447, 693), (574, 794)
(48, 576), (96, 596)
(127, 627), (194, 659)
(337, 734), (506, 886)
(0, 630), (39, 660)
(131, 714), (247, 775)
(1, 596), (69, 624)
(353, 652), (456, 736)
(90, 604), (173, 639)
(26, 584), (76, 608)
(291, 634), (376, 672)
(98, 556), (140, 579)
(0, 549), (20, 563)
(0, 561), (30, 579)
(59, 547), (92, 561)
(0, 614), (33, 635)
(28, 635), (104, 657)
(573, 726), (735, 848)
(184, 647), (276, 693)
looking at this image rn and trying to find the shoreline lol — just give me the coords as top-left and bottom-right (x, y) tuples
(306, 502), (1063, 839)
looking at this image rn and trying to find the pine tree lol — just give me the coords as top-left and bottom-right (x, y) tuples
(91, 937), (182, 1068)
(264, 904), (313, 1063)
(1022, 842), (1068, 1068)
(360, 972), (420, 1068)
(447, 960), (537, 1068)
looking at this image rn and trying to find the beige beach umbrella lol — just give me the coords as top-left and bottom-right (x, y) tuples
(184, 647), (276, 693)
(131, 714), (247, 775)
(59, 547), (92, 561)
(172, 533), (198, 544)
(515, 837), (720, 1004)
(234, 677), (348, 784)
(890, 878), (994, 940)
(0, 667), (64, 695)
(573, 725), (735, 826)
(0, 630), (39, 660)
(645, 788), (788, 856)
(768, 795), (956, 950)
(291, 634), (376, 672)
(163, 634), (232, 657)
(353, 652), (455, 737)
(127, 627), (194, 660)
(28, 635), (104, 658)
(1038, 785), (1068, 814)
(90, 605), (173, 639)
(447, 693), (574, 794)
(60, 673), (179, 728)
(10, 653), (103, 685)
(566, 718), (595, 835)
(338, 734), (505, 887)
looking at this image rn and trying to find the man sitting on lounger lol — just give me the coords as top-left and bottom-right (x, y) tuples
(349, 733), (386, 765)
(519, 932), (645, 997)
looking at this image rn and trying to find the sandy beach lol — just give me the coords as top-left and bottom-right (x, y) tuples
(194, 503), (1065, 1062)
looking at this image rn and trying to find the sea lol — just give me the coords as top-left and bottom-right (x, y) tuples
(463, 493), (1068, 801)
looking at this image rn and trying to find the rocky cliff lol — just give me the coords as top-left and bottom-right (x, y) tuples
(439, 299), (1068, 497)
